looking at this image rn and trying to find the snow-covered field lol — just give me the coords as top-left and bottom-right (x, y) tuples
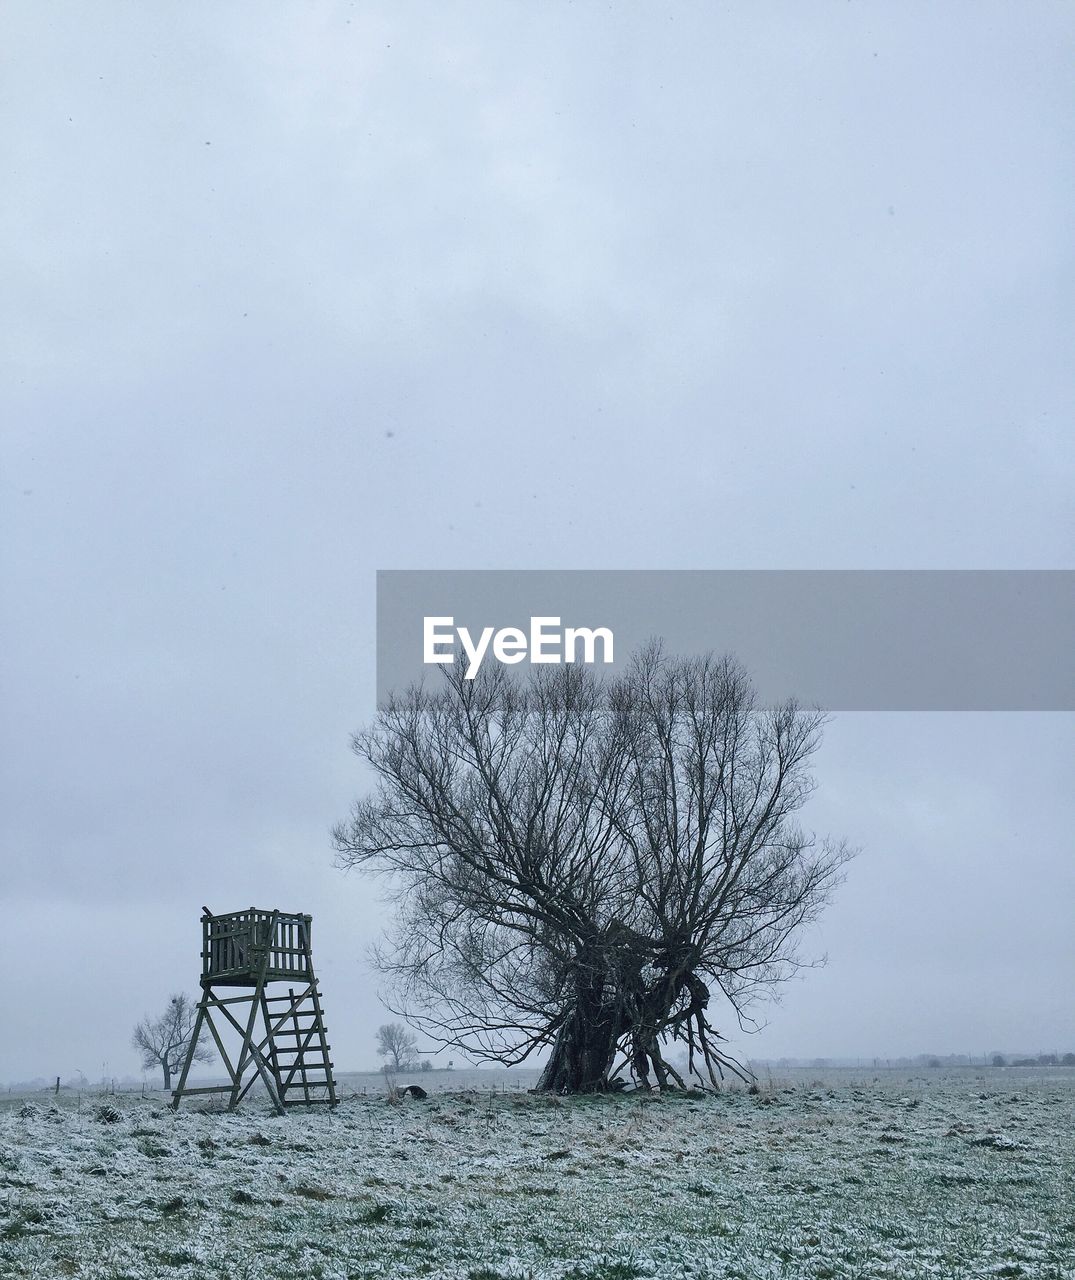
(2, 1068), (1072, 1280)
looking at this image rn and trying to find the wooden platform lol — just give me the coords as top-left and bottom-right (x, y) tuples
(202, 907), (315, 986)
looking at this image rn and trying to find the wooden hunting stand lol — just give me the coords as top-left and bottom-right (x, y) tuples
(171, 907), (337, 1115)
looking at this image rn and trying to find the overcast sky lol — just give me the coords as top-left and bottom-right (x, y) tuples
(2, 2), (1072, 1085)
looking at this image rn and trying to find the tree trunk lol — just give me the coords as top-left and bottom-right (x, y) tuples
(162, 1061), (172, 1091)
(535, 1005), (619, 1092)
(534, 948), (622, 1092)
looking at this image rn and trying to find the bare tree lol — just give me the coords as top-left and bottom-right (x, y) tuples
(132, 994), (212, 1090)
(376, 1021), (418, 1072)
(334, 644), (854, 1093)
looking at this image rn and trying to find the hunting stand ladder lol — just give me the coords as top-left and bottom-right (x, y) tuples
(172, 907), (337, 1114)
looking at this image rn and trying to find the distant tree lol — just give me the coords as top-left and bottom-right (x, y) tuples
(991, 1053), (1006, 1068)
(376, 1022), (418, 1072)
(132, 994), (212, 1090)
(1061, 1052), (1075, 1067)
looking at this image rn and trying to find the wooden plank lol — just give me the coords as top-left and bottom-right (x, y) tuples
(170, 1001), (208, 1111)
(288, 986), (312, 1104)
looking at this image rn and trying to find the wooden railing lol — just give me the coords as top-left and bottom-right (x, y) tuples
(201, 908), (314, 983)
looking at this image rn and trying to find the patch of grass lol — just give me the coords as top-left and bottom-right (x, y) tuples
(138, 1137), (172, 1157)
(362, 1202), (392, 1224)
(158, 1248), (200, 1267)
(3, 1208), (48, 1239)
(294, 1183), (335, 1200)
(563, 1262), (647, 1280)
(3, 1204), (46, 1238)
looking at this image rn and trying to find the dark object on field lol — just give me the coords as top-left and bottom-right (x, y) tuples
(400, 1084), (428, 1099)
(171, 907), (337, 1115)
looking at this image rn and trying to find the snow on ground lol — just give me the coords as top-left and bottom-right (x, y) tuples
(1, 1069), (1073, 1280)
